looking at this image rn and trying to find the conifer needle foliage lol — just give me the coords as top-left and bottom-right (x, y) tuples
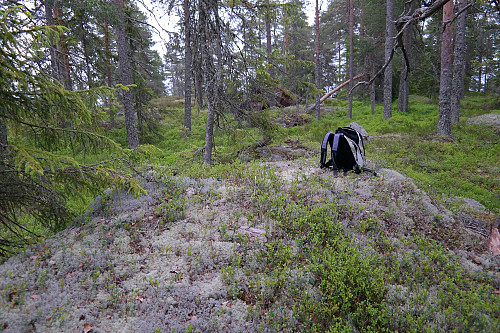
(0, 5), (149, 256)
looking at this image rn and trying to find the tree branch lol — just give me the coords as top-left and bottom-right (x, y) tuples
(443, 0), (475, 31)
(305, 73), (367, 113)
(353, 0), (454, 93)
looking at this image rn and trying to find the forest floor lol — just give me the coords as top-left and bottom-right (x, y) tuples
(0, 99), (499, 332)
(0, 149), (498, 332)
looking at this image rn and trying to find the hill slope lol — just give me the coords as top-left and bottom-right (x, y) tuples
(1, 157), (498, 332)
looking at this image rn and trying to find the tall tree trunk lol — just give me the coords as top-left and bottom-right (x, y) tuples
(265, 0), (272, 78)
(437, 0), (454, 136)
(348, 0), (354, 119)
(44, 0), (61, 81)
(80, 19), (92, 89)
(314, 0), (321, 121)
(114, 0), (139, 148)
(383, 0), (394, 119)
(398, 18), (413, 113)
(194, 11), (204, 111)
(451, 0), (468, 124)
(0, 121), (7, 146)
(370, 55), (376, 116)
(53, 5), (72, 91)
(104, 17), (115, 128)
(135, 94), (144, 135)
(184, 0), (192, 133)
(200, 0), (220, 165)
(194, 60), (204, 111)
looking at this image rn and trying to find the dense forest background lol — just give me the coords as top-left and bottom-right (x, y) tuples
(2, 0), (499, 145)
(0, 0), (499, 251)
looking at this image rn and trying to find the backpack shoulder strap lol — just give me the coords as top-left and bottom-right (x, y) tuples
(332, 133), (343, 152)
(320, 132), (334, 168)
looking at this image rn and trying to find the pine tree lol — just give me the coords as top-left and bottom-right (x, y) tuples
(437, 0), (454, 136)
(450, 0), (468, 124)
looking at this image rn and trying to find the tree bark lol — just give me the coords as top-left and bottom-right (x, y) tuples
(265, 0), (272, 78)
(437, 0), (454, 136)
(43, 0), (61, 82)
(103, 0), (115, 128)
(348, 0), (354, 119)
(194, 53), (204, 111)
(183, 0), (192, 133)
(114, 0), (139, 148)
(398, 16), (413, 113)
(370, 59), (376, 116)
(200, 0), (221, 165)
(383, 0), (394, 119)
(194, 9), (204, 111)
(450, 0), (468, 124)
(395, 0), (453, 30)
(53, 5), (72, 91)
(0, 121), (7, 145)
(314, 0), (321, 121)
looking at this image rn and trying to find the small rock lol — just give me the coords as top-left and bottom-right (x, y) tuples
(486, 228), (500, 255)
(452, 197), (491, 215)
(354, 188), (373, 198)
(238, 152), (252, 163)
(467, 113), (500, 127)
(238, 226), (267, 242)
(379, 168), (406, 182)
(348, 122), (370, 143)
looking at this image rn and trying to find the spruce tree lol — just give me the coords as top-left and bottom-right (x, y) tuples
(0, 5), (145, 255)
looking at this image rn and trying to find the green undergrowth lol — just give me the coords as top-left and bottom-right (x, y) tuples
(219, 165), (500, 332)
(368, 126), (499, 213)
(4, 93), (497, 258)
(276, 95), (499, 213)
(144, 93), (498, 212)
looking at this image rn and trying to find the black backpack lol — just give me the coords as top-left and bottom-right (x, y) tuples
(320, 127), (375, 175)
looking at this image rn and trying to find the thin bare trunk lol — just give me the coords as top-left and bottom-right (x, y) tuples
(265, 0), (272, 78)
(383, 0), (394, 119)
(348, 0), (354, 119)
(200, 0), (219, 165)
(370, 57), (376, 115)
(184, 0), (192, 133)
(194, 16), (204, 111)
(437, 0), (454, 136)
(338, 43), (341, 85)
(398, 18), (413, 113)
(104, 17), (115, 128)
(314, 0), (321, 121)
